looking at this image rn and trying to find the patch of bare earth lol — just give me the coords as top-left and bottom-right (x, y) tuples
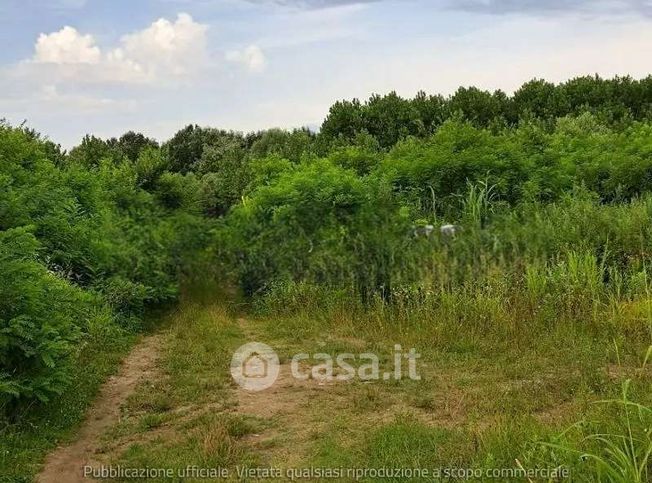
(231, 318), (344, 466)
(230, 318), (476, 467)
(37, 334), (164, 483)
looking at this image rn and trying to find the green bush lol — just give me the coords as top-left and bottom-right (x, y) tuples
(0, 228), (86, 406)
(0, 123), (207, 413)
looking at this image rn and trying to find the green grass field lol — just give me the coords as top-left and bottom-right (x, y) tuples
(69, 281), (652, 483)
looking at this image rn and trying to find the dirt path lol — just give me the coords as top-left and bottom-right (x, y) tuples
(37, 334), (164, 483)
(232, 318), (344, 466)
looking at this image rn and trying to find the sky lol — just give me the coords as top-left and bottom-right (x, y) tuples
(0, 0), (651, 148)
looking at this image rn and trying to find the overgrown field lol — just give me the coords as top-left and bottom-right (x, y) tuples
(77, 281), (652, 483)
(2, 75), (652, 481)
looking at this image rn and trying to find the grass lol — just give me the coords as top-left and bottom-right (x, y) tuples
(69, 277), (650, 483)
(91, 282), (264, 481)
(8, 275), (650, 482)
(544, 379), (652, 482)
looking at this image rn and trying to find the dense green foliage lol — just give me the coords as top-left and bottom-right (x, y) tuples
(0, 123), (205, 413)
(321, 75), (652, 149)
(4, 75), (652, 413)
(2, 75), (652, 480)
(215, 114), (652, 301)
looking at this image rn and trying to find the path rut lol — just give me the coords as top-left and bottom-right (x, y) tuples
(37, 334), (163, 483)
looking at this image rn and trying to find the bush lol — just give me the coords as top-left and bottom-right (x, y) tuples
(0, 228), (87, 406)
(0, 123), (207, 413)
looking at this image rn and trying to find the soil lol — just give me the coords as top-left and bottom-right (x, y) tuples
(36, 334), (164, 483)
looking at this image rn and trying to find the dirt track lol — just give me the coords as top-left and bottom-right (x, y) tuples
(36, 334), (163, 483)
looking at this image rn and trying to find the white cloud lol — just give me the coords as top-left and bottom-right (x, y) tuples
(117, 13), (209, 77)
(34, 26), (101, 64)
(26, 13), (208, 84)
(226, 45), (267, 72)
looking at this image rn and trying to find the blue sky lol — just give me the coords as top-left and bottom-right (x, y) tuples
(1, 0), (651, 147)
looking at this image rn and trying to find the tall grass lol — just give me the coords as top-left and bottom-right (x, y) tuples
(545, 377), (652, 483)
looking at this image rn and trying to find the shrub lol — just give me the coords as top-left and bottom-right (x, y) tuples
(0, 228), (88, 406)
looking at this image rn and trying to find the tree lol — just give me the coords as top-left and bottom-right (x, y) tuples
(164, 125), (246, 174)
(319, 99), (365, 146)
(249, 128), (315, 163)
(448, 87), (509, 127)
(412, 91), (448, 134)
(110, 131), (158, 163)
(363, 92), (424, 149)
(68, 135), (117, 168)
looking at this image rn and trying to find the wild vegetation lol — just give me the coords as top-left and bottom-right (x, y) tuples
(1, 74), (652, 481)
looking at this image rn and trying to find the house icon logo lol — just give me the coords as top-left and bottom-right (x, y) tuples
(231, 342), (280, 391)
